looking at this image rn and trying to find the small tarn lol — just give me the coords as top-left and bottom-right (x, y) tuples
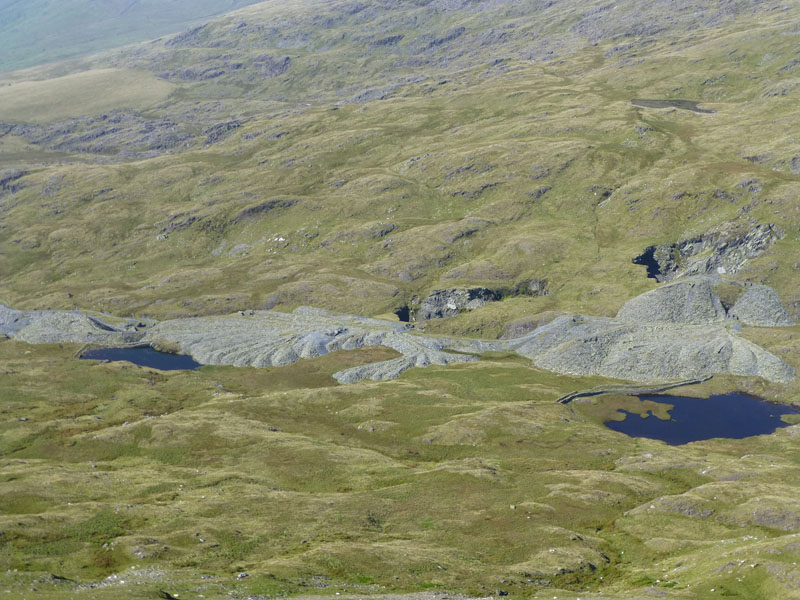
(632, 246), (662, 280)
(394, 306), (411, 322)
(81, 347), (201, 370)
(604, 392), (799, 445)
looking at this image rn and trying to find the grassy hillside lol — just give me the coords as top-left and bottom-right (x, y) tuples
(2, 341), (800, 599)
(0, 0), (264, 72)
(1, 0), (799, 329)
(2, 1), (800, 598)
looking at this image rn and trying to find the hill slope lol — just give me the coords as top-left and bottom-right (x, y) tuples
(1, 0), (799, 333)
(2, 2), (800, 598)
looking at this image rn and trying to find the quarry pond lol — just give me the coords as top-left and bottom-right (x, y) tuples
(81, 346), (201, 371)
(604, 392), (800, 445)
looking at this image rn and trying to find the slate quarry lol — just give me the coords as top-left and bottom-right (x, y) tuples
(2, 276), (794, 384)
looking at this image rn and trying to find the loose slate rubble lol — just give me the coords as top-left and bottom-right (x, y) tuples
(0, 306), (143, 345)
(1, 276), (795, 384)
(142, 307), (495, 383)
(615, 277), (727, 324)
(728, 284), (795, 327)
(509, 315), (793, 384)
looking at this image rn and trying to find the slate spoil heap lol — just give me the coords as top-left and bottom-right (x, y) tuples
(1, 276), (794, 384)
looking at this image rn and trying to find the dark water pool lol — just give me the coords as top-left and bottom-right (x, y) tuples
(631, 99), (715, 114)
(81, 347), (201, 371)
(604, 392), (799, 445)
(632, 246), (662, 280)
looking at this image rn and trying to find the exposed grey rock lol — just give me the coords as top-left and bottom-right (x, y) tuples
(413, 281), (547, 322)
(530, 186), (551, 199)
(253, 55), (291, 77)
(508, 315), (794, 384)
(737, 178), (762, 195)
(0, 112), (197, 159)
(231, 199), (299, 224)
(203, 120), (242, 146)
(0, 170), (28, 194)
(729, 284), (795, 327)
(616, 277), (727, 325)
(141, 307), (482, 382)
(1, 305), (144, 345)
(25, 313), (140, 345)
(335, 353), (460, 384)
(634, 223), (784, 282)
(420, 26), (466, 50)
(507, 278), (796, 383)
(158, 51), (264, 82)
(347, 83), (405, 104)
(0, 305), (36, 336)
(416, 288), (501, 321)
(617, 276), (794, 330)
(228, 243), (252, 257)
(372, 34), (404, 47)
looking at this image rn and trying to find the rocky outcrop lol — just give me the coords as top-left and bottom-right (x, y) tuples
(416, 288), (502, 321)
(634, 223), (784, 282)
(203, 120), (242, 146)
(519, 279), (549, 296)
(413, 280), (549, 322)
(253, 55), (291, 78)
(0, 170), (28, 195)
(728, 284), (795, 327)
(0, 112), (197, 159)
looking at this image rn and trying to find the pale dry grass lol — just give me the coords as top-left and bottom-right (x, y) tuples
(0, 68), (174, 122)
